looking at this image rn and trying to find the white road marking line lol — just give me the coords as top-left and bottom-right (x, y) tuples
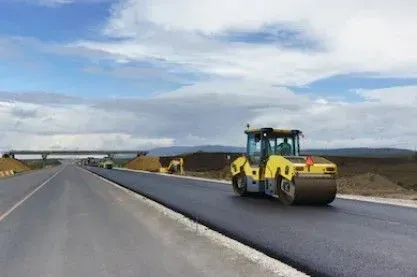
(0, 166), (65, 222)
(78, 166), (309, 277)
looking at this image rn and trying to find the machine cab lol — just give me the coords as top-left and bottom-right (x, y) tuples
(245, 127), (302, 165)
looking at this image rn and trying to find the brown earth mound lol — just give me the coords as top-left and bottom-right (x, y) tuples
(337, 173), (410, 197)
(161, 152), (243, 172)
(124, 156), (162, 172)
(123, 152), (243, 173)
(328, 156), (417, 191)
(0, 158), (31, 173)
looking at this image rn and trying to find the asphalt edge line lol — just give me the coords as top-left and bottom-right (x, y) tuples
(116, 167), (417, 209)
(78, 166), (309, 277)
(115, 167), (230, 184)
(0, 166), (66, 222)
(337, 194), (417, 209)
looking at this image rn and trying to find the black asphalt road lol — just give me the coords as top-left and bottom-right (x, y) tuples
(88, 167), (417, 277)
(0, 165), (276, 277)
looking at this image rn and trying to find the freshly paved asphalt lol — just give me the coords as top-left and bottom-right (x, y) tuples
(0, 165), (277, 277)
(88, 167), (417, 277)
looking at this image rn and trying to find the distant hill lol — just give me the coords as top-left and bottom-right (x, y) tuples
(148, 145), (415, 158)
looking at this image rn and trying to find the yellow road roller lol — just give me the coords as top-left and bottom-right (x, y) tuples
(230, 127), (337, 205)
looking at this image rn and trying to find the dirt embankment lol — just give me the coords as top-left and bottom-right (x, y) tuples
(0, 158), (31, 173)
(328, 156), (417, 200)
(124, 152), (242, 173)
(124, 156), (163, 172)
(337, 173), (415, 199)
(328, 156), (417, 191)
(0, 158), (62, 176)
(160, 152), (242, 171)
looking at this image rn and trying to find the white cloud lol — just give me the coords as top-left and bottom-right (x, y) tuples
(74, 34), (341, 86)
(0, 99), (174, 151)
(357, 86), (417, 106)
(2, 1), (416, 152)
(1, 132), (173, 151)
(82, 65), (194, 84)
(69, 0), (417, 86)
(2, 84), (417, 152)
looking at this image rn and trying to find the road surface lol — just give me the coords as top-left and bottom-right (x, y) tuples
(88, 167), (417, 277)
(0, 165), (279, 277)
(0, 167), (60, 214)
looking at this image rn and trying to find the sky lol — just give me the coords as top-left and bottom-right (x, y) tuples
(1, 0), (417, 151)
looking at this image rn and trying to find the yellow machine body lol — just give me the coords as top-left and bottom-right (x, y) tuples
(230, 128), (337, 205)
(159, 158), (184, 175)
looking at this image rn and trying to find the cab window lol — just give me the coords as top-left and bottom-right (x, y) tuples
(275, 137), (293, 156)
(247, 133), (262, 164)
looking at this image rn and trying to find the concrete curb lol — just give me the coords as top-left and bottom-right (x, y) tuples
(116, 167), (417, 209)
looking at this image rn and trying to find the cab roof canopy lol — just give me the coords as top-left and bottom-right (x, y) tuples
(245, 128), (302, 136)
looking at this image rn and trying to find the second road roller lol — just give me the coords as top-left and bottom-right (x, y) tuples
(230, 126), (338, 205)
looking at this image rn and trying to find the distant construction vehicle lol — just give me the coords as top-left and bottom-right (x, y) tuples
(159, 158), (184, 175)
(230, 127), (338, 205)
(98, 157), (114, 169)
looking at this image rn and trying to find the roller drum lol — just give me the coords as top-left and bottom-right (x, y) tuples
(279, 174), (337, 205)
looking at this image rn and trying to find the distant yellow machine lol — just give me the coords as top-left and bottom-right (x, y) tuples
(98, 157), (114, 169)
(230, 127), (337, 205)
(159, 158), (184, 175)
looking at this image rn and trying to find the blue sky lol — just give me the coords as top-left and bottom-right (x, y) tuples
(291, 75), (417, 101)
(1, 0), (417, 100)
(1, 0), (417, 150)
(0, 0), (186, 97)
(0, 1), (110, 41)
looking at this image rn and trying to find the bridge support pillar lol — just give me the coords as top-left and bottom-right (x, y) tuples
(41, 154), (48, 168)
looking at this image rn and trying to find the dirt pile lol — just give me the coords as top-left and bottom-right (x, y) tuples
(328, 156), (417, 191)
(0, 158), (31, 173)
(123, 152), (243, 173)
(161, 152), (243, 172)
(337, 173), (406, 195)
(124, 156), (163, 172)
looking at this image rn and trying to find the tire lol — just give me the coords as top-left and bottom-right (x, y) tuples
(232, 173), (248, 196)
(276, 174), (295, 205)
